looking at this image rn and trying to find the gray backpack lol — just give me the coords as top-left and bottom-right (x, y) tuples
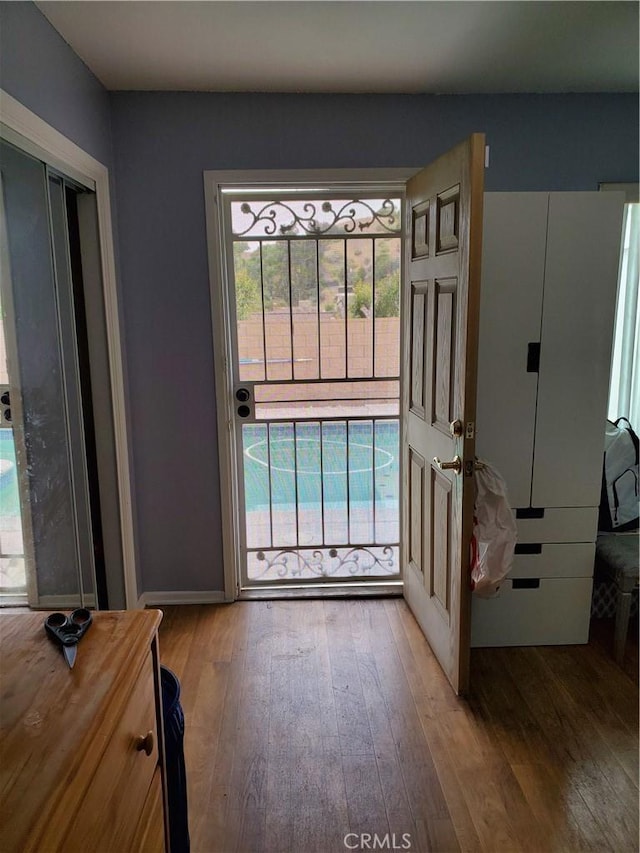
(599, 418), (639, 531)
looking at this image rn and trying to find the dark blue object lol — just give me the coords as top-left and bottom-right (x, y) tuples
(160, 666), (190, 853)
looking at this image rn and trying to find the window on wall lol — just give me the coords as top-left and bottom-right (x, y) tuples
(608, 202), (640, 431)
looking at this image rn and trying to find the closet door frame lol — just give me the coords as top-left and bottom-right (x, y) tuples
(0, 89), (138, 609)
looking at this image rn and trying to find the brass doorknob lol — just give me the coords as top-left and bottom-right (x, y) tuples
(434, 455), (462, 474)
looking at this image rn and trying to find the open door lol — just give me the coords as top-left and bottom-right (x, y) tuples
(402, 134), (485, 694)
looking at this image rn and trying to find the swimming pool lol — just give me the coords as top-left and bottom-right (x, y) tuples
(242, 419), (399, 511)
(0, 430), (20, 518)
(241, 419), (400, 578)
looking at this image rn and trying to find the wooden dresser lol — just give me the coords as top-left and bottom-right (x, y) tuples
(0, 609), (168, 852)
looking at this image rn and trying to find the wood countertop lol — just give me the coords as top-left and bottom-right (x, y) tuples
(0, 609), (163, 852)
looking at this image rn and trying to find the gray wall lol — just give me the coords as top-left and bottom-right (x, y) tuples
(2, 4), (638, 596)
(0, 2), (113, 166)
(0, 2), (139, 603)
(110, 91), (638, 593)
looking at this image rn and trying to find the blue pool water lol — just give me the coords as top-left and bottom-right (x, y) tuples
(242, 420), (399, 511)
(0, 430), (20, 518)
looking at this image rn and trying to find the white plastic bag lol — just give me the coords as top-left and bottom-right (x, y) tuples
(470, 460), (517, 597)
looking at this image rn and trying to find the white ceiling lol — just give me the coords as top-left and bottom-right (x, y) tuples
(36, 1), (639, 94)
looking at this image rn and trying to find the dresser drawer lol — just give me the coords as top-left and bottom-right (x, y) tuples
(471, 576), (594, 647)
(514, 507), (598, 543)
(510, 542), (595, 579)
(66, 651), (160, 850)
(130, 767), (166, 853)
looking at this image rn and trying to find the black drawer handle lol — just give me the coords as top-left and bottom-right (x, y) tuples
(527, 342), (540, 373)
(516, 507), (545, 519)
(514, 544), (543, 555)
(512, 578), (540, 589)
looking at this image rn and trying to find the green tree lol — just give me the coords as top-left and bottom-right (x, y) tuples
(234, 266), (262, 320)
(234, 241), (260, 279)
(233, 242), (262, 319)
(262, 241), (289, 309)
(374, 274), (400, 318)
(349, 279), (372, 318)
(290, 240), (317, 306)
(375, 239), (395, 280)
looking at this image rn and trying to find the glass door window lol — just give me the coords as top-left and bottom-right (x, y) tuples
(0, 303), (25, 599)
(221, 191), (403, 590)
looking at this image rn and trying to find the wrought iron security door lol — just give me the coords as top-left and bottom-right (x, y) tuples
(221, 189), (403, 592)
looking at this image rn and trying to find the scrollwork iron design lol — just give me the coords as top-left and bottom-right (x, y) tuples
(250, 545), (397, 580)
(327, 545), (396, 575)
(234, 199), (400, 237)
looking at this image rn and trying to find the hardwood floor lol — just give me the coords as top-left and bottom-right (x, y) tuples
(157, 600), (639, 853)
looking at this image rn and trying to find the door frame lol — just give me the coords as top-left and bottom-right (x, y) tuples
(204, 168), (416, 601)
(0, 89), (138, 609)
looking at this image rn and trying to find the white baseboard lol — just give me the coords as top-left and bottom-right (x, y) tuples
(139, 590), (227, 606)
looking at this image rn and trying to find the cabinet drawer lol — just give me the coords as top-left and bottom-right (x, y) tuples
(66, 652), (159, 851)
(130, 767), (166, 853)
(510, 543), (595, 579)
(515, 507), (598, 543)
(471, 576), (593, 647)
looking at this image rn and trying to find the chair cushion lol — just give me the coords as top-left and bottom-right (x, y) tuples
(596, 533), (639, 589)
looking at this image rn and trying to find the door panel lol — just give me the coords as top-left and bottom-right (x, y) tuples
(0, 141), (97, 607)
(431, 466), (452, 611)
(531, 192), (623, 507)
(410, 283), (427, 417)
(475, 193), (547, 508)
(433, 278), (456, 431)
(409, 449), (425, 574)
(402, 134), (485, 694)
(436, 184), (460, 252)
(47, 174), (97, 604)
(1, 143), (77, 603)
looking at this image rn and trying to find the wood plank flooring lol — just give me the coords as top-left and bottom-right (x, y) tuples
(157, 600), (639, 853)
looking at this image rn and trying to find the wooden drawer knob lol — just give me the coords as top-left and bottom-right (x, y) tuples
(135, 731), (154, 756)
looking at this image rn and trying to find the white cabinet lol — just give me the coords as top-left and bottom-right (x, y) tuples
(472, 192), (624, 647)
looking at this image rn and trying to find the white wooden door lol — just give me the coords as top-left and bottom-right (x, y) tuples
(402, 134), (485, 695)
